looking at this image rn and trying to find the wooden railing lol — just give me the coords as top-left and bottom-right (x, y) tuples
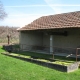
(76, 48), (80, 61)
(20, 44), (50, 53)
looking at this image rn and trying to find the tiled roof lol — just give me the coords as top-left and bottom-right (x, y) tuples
(18, 11), (80, 31)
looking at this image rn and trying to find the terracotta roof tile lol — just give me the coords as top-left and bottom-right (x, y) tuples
(18, 11), (80, 31)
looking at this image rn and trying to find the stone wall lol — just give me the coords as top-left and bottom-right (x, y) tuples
(2, 53), (79, 72)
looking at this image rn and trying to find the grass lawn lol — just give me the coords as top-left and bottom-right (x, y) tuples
(0, 46), (80, 80)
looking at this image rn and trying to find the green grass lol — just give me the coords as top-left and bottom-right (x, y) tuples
(0, 46), (80, 80)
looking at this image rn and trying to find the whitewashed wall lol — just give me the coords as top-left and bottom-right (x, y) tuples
(19, 31), (43, 50)
(54, 29), (80, 48)
(19, 29), (80, 51)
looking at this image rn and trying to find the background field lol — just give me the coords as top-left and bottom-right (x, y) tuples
(0, 26), (19, 44)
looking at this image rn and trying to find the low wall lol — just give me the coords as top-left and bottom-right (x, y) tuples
(2, 53), (79, 72)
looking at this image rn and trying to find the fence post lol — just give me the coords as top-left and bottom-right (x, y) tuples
(76, 48), (78, 62)
(53, 53), (54, 60)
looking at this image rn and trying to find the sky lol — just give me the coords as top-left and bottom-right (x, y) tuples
(0, 0), (80, 27)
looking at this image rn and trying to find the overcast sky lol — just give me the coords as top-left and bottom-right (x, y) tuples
(0, 0), (80, 27)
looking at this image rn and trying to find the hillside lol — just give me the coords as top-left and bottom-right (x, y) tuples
(0, 26), (19, 44)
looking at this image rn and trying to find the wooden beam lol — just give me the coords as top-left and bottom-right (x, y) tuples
(48, 31), (68, 36)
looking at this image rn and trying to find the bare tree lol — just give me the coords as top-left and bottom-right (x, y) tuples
(0, 1), (7, 20)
